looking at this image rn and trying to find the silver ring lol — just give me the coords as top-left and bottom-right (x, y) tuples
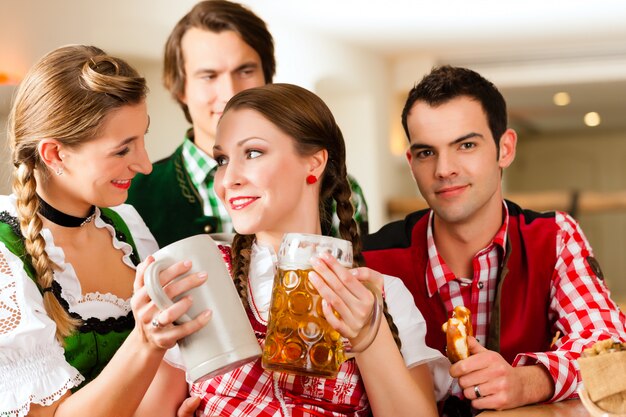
(474, 385), (482, 399)
(151, 317), (161, 329)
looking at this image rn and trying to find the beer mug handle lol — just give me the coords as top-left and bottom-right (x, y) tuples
(345, 284), (384, 356)
(144, 259), (193, 323)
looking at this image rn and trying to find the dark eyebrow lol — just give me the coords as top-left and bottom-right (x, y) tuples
(213, 137), (266, 153)
(234, 62), (259, 72)
(453, 132), (484, 143)
(410, 132), (484, 152)
(194, 62), (259, 77)
(193, 68), (216, 77)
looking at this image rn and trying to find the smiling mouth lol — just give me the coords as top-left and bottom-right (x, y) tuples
(436, 185), (468, 196)
(112, 179), (131, 190)
(229, 196), (258, 210)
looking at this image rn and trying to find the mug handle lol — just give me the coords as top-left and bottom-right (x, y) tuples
(345, 284), (384, 355)
(144, 259), (193, 323)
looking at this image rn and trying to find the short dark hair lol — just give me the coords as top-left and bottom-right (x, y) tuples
(163, 0), (275, 123)
(401, 65), (507, 147)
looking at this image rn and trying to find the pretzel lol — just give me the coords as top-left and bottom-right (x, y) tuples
(441, 306), (473, 363)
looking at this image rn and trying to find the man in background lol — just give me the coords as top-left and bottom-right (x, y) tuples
(363, 65), (626, 415)
(128, 0), (368, 247)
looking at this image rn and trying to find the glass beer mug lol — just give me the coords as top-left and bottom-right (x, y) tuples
(262, 233), (383, 378)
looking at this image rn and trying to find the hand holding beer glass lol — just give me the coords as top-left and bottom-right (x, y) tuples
(262, 233), (383, 378)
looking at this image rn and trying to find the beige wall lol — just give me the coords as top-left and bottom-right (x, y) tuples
(507, 130), (626, 300)
(0, 85), (13, 195)
(1, 2), (624, 304)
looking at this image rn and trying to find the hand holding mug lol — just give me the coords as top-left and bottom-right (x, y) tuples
(309, 253), (382, 343)
(131, 256), (212, 351)
(144, 235), (261, 383)
(263, 233), (383, 378)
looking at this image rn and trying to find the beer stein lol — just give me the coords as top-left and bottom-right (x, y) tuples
(262, 233), (383, 378)
(144, 234), (261, 382)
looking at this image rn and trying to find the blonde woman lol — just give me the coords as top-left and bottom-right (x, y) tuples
(0, 45), (206, 417)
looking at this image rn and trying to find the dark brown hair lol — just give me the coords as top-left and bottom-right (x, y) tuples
(163, 0), (275, 123)
(402, 65), (508, 151)
(223, 83), (402, 349)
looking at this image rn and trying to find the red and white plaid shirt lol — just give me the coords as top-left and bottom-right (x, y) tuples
(424, 202), (626, 402)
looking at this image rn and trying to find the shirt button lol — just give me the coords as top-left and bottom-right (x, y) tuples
(477, 281), (484, 289)
(204, 224), (213, 233)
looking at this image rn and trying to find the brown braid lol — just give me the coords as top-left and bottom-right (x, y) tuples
(230, 233), (255, 305)
(330, 163), (403, 351)
(12, 162), (81, 341)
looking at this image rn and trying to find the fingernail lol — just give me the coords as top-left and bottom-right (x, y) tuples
(197, 272), (208, 280)
(350, 269), (359, 277)
(320, 252), (333, 261)
(183, 260), (192, 267)
(309, 256), (322, 267)
(201, 310), (212, 322)
(308, 271), (319, 283)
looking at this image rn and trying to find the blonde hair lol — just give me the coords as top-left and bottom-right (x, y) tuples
(8, 45), (147, 342)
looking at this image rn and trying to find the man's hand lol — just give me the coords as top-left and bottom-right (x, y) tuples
(177, 396), (201, 417)
(449, 337), (554, 410)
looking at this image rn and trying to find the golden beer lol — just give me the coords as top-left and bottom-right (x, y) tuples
(262, 267), (346, 378)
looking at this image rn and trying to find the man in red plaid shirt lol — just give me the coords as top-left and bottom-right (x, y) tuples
(363, 65), (626, 415)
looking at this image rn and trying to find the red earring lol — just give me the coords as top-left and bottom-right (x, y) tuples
(306, 175), (318, 185)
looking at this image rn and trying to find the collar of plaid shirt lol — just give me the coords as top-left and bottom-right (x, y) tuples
(425, 201), (509, 297)
(181, 137), (218, 186)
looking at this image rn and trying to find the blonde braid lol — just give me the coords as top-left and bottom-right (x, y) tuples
(230, 233), (255, 305)
(12, 163), (81, 342)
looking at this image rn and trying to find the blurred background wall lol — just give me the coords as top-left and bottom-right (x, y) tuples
(1, 0), (625, 303)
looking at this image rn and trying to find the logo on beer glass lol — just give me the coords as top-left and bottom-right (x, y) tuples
(262, 233), (382, 378)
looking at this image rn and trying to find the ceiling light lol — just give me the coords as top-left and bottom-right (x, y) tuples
(584, 112), (601, 127)
(553, 92), (570, 106)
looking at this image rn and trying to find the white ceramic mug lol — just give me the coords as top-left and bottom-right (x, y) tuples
(144, 234), (261, 383)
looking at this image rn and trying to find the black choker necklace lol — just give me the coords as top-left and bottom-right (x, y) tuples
(38, 196), (96, 227)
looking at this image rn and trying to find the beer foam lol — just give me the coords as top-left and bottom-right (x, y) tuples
(278, 233), (352, 268)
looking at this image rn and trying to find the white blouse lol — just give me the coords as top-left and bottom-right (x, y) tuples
(247, 243), (452, 401)
(0, 195), (158, 417)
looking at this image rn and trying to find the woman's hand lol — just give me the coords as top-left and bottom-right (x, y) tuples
(131, 256), (212, 351)
(308, 253), (383, 340)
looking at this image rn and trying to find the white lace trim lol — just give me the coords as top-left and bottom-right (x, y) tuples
(0, 344), (84, 416)
(76, 291), (131, 314)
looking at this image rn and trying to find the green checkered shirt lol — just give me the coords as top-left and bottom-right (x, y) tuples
(181, 138), (368, 236)
(181, 138), (232, 233)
